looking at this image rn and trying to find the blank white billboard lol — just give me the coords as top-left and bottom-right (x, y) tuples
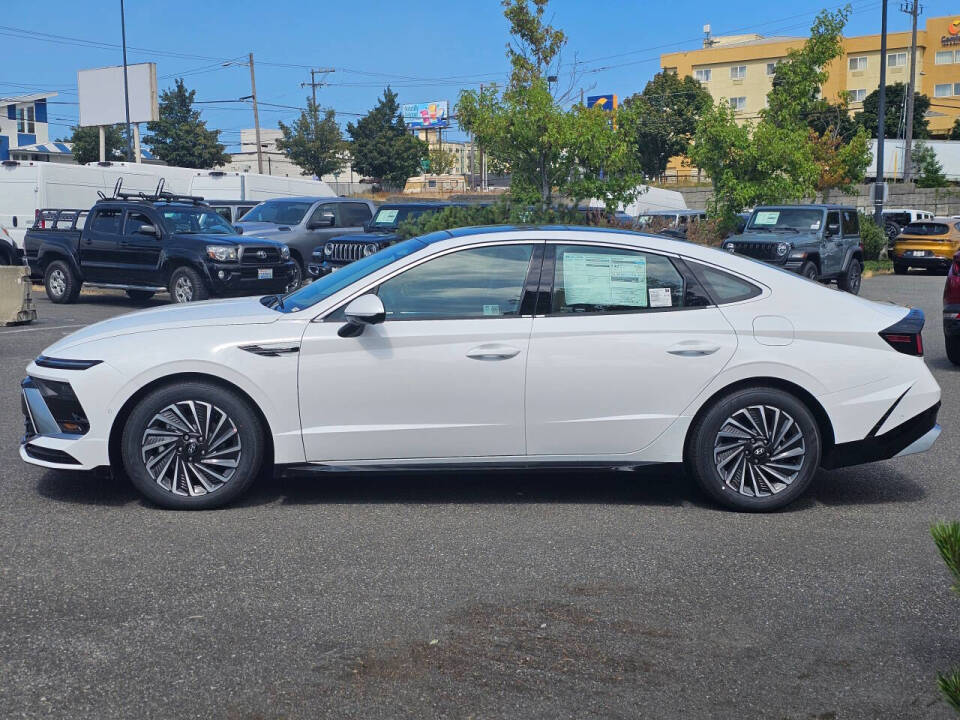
(77, 63), (158, 127)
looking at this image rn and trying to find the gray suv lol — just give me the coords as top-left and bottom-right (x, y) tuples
(236, 197), (375, 287)
(722, 204), (864, 294)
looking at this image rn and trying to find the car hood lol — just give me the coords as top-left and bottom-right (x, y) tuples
(173, 232), (285, 247)
(43, 297), (281, 354)
(234, 222), (295, 236)
(735, 231), (812, 244)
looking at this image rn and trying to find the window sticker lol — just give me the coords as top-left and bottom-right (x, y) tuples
(754, 211), (780, 225)
(374, 209), (399, 224)
(563, 252), (647, 307)
(810, 221), (821, 230)
(482, 304), (501, 316)
(648, 287), (672, 307)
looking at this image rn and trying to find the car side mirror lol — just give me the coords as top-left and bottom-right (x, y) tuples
(338, 294), (386, 337)
(826, 223), (840, 237)
(309, 212), (336, 230)
(138, 224), (159, 236)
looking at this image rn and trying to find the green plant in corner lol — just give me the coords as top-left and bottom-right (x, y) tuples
(932, 520), (960, 713)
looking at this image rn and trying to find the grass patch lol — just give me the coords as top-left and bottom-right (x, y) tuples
(864, 259), (893, 276)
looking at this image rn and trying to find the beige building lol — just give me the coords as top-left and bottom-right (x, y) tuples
(225, 128), (363, 188)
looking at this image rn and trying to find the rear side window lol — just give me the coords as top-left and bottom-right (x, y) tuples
(841, 210), (858, 236)
(903, 222), (949, 236)
(90, 209), (122, 234)
(341, 203), (373, 226)
(689, 262), (762, 304)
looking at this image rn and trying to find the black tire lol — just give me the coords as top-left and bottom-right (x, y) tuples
(893, 262), (907, 275)
(884, 221), (901, 243)
(286, 258), (303, 292)
(837, 259), (863, 294)
(947, 336), (960, 366)
(799, 260), (819, 282)
(0, 248), (10, 266)
(125, 289), (155, 302)
(44, 259), (81, 303)
(121, 381), (265, 509)
(168, 265), (209, 303)
(685, 386), (821, 512)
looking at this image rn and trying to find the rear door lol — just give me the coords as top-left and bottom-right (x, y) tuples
(338, 202), (373, 229)
(79, 207), (123, 282)
(525, 242), (738, 457)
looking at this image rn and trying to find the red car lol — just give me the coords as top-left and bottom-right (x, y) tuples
(945, 250), (960, 365)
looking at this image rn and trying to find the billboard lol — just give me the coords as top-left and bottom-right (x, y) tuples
(402, 100), (450, 129)
(78, 63), (159, 127)
(586, 94), (618, 111)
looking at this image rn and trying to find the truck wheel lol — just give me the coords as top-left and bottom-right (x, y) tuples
(44, 260), (81, 304)
(947, 336), (960, 366)
(893, 263), (907, 275)
(125, 290), (155, 303)
(168, 266), (209, 304)
(799, 261), (819, 282)
(286, 259), (303, 292)
(0, 248), (10, 266)
(837, 259), (862, 294)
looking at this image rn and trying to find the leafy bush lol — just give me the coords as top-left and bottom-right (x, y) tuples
(858, 212), (885, 262)
(932, 520), (960, 714)
(685, 218), (729, 247)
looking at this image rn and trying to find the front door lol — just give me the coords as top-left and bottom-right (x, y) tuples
(116, 210), (164, 286)
(525, 243), (738, 457)
(822, 210), (843, 276)
(79, 207), (122, 282)
(298, 242), (541, 462)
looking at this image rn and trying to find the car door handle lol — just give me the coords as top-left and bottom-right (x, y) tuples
(667, 341), (721, 357)
(466, 344), (521, 360)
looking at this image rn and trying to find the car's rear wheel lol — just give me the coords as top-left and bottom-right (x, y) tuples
(121, 381), (264, 509)
(947, 336), (960, 366)
(799, 261), (819, 282)
(837, 259), (862, 294)
(894, 262), (907, 275)
(168, 266), (209, 303)
(686, 386), (821, 512)
(125, 289), (155, 302)
(44, 260), (81, 303)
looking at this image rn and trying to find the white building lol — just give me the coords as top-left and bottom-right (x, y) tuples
(0, 92), (57, 161)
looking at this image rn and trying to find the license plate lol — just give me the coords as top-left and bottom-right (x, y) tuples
(258, 268), (273, 280)
(908, 250), (927, 257)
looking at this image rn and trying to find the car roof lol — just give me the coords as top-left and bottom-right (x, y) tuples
(379, 202), (452, 209)
(753, 204), (854, 211)
(256, 196), (363, 203)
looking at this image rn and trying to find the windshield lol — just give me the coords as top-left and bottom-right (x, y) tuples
(370, 206), (436, 229)
(160, 208), (237, 235)
(241, 200), (314, 225)
(274, 238), (427, 313)
(748, 209), (823, 232)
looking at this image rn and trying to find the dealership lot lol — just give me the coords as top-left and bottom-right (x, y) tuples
(1, 276), (959, 719)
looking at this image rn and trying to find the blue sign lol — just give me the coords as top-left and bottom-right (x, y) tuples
(586, 94), (618, 111)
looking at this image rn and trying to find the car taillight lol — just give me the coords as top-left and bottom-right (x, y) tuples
(34, 208), (45, 229)
(879, 308), (924, 356)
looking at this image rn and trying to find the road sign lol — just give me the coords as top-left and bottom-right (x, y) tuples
(586, 94), (618, 112)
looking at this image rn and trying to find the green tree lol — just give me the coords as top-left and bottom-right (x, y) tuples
(458, 0), (643, 211)
(142, 78), (228, 169)
(913, 141), (949, 188)
(620, 71), (712, 179)
(63, 124), (125, 165)
(427, 146), (457, 175)
(276, 99), (344, 178)
(951, 118), (960, 140)
(932, 521), (960, 713)
(346, 87), (427, 188)
(855, 83), (930, 139)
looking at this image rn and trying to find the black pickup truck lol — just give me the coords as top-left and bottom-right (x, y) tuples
(24, 194), (298, 304)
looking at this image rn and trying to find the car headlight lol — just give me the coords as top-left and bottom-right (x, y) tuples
(206, 245), (238, 262)
(724, 242), (736, 252)
(776, 242), (789, 256)
(280, 244), (291, 260)
(363, 243), (379, 257)
(324, 242), (334, 256)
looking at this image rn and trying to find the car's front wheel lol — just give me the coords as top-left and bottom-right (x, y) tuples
(121, 381), (265, 509)
(947, 335), (960, 366)
(686, 386), (821, 512)
(799, 261), (819, 282)
(168, 266), (209, 303)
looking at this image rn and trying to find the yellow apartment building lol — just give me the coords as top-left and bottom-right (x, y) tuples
(660, 15), (960, 150)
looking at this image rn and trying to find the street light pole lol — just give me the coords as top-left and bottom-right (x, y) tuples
(901, 0), (921, 183)
(120, 0), (134, 162)
(874, 0), (889, 226)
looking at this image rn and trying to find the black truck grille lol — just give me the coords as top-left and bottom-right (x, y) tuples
(240, 246), (281, 264)
(731, 242), (782, 261)
(328, 242), (368, 263)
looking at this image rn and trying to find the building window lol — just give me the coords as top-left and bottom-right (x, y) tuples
(847, 88), (867, 102)
(766, 62), (778, 76)
(935, 83), (953, 97)
(887, 52), (907, 68)
(663, 66), (678, 75)
(729, 96), (747, 112)
(955, 83), (960, 96)
(730, 65), (746, 80)
(694, 68), (711, 82)
(936, 50), (956, 65)
(848, 56), (867, 71)
(16, 105), (35, 134)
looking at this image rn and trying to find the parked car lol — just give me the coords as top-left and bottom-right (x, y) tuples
(236, 197), (375, 287)
(21, 226), (940, 512)
(634, 210), (708, 239)
(883, 208), (935, 245)
(944, 250), (960, 365)
(309, 202), (450, 276)
(24, 195), (297, 304)
(891, 218), (960, 275)
(722, 204), (864, 294)
(206, 200), (257, 225)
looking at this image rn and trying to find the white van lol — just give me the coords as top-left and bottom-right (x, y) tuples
(190, 170), (335, 201)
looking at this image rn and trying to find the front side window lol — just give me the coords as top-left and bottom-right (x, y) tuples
(826, 211), (841, 234)
(549, 245), (703, 314)
(377, 244), (534, 320)
(124, 211), (154, 235)
(90, 209), (122, 234)
(730, 65), (746, 80)
(308, 204), (337, 227)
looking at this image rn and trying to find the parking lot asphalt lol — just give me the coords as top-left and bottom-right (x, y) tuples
(1, 277), (959, 720)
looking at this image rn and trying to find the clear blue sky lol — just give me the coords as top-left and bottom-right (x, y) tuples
(2, 0), (954, 150)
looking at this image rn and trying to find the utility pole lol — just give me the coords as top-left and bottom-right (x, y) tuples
(478, 83), (485, 192)
(119, 0), (134, 162)
(875, 0), (889, 226)
(301, 68), (336, 107)
(901, 0), (921, 183)
(248, 52), (263, 174)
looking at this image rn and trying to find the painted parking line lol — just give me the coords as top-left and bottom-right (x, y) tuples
(0, 323), (87, 335)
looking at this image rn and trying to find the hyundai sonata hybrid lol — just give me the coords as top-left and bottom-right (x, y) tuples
(20, 226), (941, 511)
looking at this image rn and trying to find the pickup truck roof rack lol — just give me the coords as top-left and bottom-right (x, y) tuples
(94, 177), (207, 205)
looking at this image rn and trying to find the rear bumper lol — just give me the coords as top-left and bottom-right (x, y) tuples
(821, 401), (941, 469)
(891, 253), (952, 269)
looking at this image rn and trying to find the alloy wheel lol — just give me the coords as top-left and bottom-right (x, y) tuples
(173, 275), (194, 303)
(49, 269), (66, 297)
(140, 400), (242, 496)
(712, 405), (805, 498)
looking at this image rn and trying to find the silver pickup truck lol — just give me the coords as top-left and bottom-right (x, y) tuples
(236, 197), (375, 288)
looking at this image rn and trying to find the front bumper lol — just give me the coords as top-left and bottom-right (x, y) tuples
(307, 258), (348, 278)
(821, 401), (941, 469)
(203, 260), (298, 294)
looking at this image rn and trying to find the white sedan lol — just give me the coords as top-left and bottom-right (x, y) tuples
(20, 226), (941, 511)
